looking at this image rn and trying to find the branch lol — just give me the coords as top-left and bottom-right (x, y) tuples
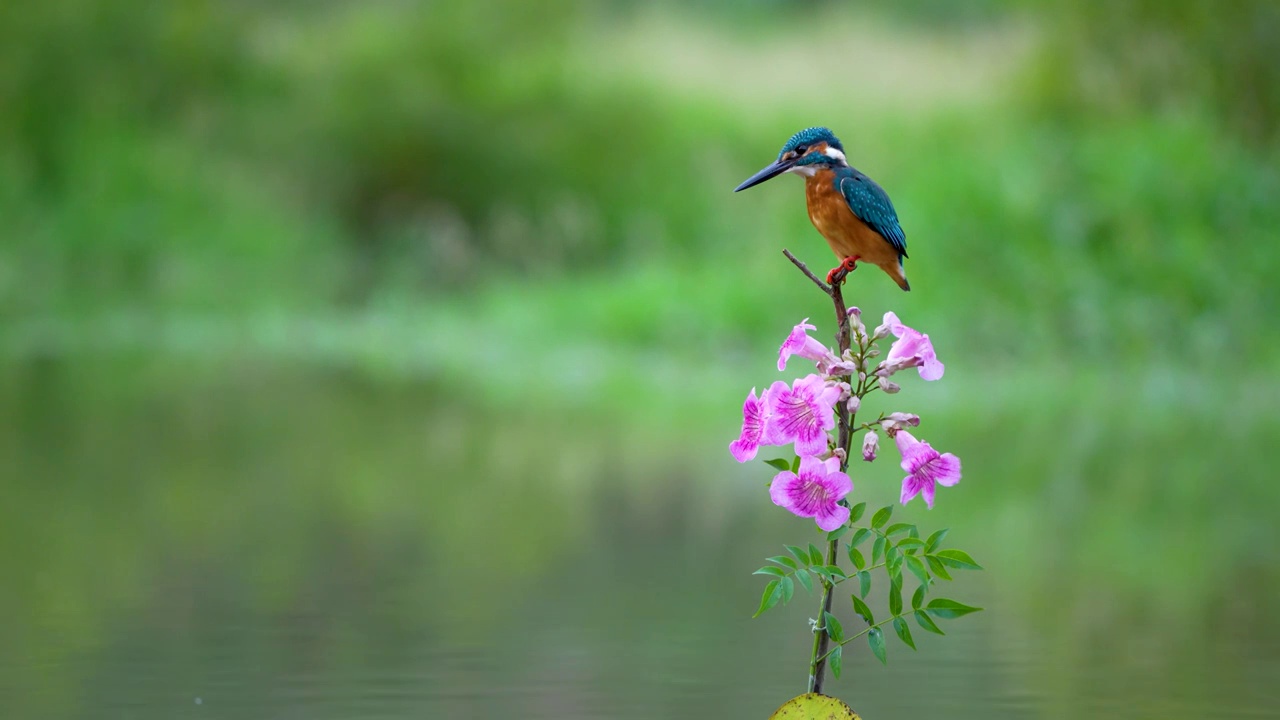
(782, 249), (833, 297)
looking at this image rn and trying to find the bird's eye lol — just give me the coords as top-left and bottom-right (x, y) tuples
(794, 146), (807, 155)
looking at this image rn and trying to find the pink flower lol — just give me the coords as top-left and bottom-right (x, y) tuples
(877, 312), (944, 381)
(769, 455), (853, 531)
(766, 374), (842, 457)
(862, 431), (878, 462)
(778, 318), (838, 372)
(895, 431), (961, 508)
(729, 387), (771, 462)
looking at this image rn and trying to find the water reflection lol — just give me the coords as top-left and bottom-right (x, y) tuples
(1, 357), (1276, 718)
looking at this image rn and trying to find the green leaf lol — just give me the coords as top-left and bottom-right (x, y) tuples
(926, 598), (984, 619)
(857, 570), (871, 598)
(811, 565), (844, 581)
(808, 543), (825, 566)
(887, 553), (904, 582)
(827, 525), (851, 542)
(754, 566), (787, 577)
(767, 555), (798, 570)
(764, 458), (792, 472)
(787, 545), (812, 567)
(780, 576), (795, 604)
(872, 535), (887, 564)
(925, 528), (949, 554)
(914, 610), (945, 635)
(871, 505), (893, 530)
(889, 581), (903, 615)
(848, 528), (872, 548)
(791, 455), (801, 473)
(848, 547), (866, 570)
(893, 616), (917, 650)
(904, 554), (930, 585)
(830, 645), (843, 679)
(851, 595), (875, 624)
(849, 502), (867, 524)
(908, 525), (921, 539)
(868, 627), (887, 665)
(824, 611), (845, 642)
(926, 555), (953, 580)
(796, 568), (814, 594)
(895, 537), (926, 553)
(884, 522), (914, 537)
(911, 583), (926, 611)
(886, 543), (900, 566)
(933, 549), (983, 571)
(754, 580), (781, 617)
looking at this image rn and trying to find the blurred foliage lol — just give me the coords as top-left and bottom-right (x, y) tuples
(1033, 0), (1280, 146)
(1, 0), (1277, 368)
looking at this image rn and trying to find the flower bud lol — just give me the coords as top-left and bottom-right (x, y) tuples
(871, 323), (891, 343)
(830, 447), (847, 462)
(885, 412), (920, 427)
(847, 395), (861, 414)
(847, 306), (867, 339)
(877, 376), (900, 394)
(861, 431), (878, 462)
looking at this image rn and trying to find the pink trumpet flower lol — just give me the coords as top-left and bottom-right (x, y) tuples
(769, 455), (853, 531)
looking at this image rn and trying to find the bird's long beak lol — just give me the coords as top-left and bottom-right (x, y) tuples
(734, 157), (794, 192)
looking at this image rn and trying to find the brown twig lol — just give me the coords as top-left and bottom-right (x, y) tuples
(782, 249), (833, 297)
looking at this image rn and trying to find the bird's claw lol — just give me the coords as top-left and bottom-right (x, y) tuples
(826, 256), (859, 285)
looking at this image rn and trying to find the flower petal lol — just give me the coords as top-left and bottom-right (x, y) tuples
(824, 470), (853, 499)
(729, 387), (770, 462)
(934, 453), (962, 486)
(793, 425), (829, 457)
(814, 503), (850, 532)
(769, 471), (803, 511)
(919, 479), (936, 508)
(900, 473), (924, 505)
(918, 351), (945, 381)
(895, 430), (926, 471)
(778, 318), (818, 371)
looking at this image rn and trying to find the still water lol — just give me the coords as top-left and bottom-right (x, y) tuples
(2, 357), (1277, 718)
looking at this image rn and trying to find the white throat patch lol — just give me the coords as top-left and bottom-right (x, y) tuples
(788, 165), (818, 177)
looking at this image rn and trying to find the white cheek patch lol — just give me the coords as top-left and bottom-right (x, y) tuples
(788, 165), (818, 177)
(823, 146), (847, 163)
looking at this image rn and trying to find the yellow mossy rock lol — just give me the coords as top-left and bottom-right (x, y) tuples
(767, 693), (860, 720)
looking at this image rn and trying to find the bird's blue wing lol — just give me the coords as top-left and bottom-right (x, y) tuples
(838, 170), (907, 257)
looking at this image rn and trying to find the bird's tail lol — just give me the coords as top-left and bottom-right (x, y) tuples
(888, 259), (911, 292)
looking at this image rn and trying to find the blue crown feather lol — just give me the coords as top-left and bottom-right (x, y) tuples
(779, 127), (844, 157)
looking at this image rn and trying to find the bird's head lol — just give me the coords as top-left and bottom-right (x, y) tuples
(734, 127), (847, 192)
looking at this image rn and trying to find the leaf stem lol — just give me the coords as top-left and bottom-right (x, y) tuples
(816, 616), (899, 664)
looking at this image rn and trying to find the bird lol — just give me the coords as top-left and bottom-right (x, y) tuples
(734, 127), (909, 291)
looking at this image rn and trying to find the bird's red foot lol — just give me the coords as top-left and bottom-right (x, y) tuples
(825, 256), (860, 285)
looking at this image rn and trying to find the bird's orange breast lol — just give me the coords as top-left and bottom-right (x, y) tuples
(804, 168), (910, 290)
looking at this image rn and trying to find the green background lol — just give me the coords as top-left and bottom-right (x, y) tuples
(2, 1), (1277, 717)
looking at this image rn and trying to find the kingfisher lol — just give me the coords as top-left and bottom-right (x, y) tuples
(734, 127), (909, 291)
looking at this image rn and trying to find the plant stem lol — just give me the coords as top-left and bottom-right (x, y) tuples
(787, 249), (854, 696)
